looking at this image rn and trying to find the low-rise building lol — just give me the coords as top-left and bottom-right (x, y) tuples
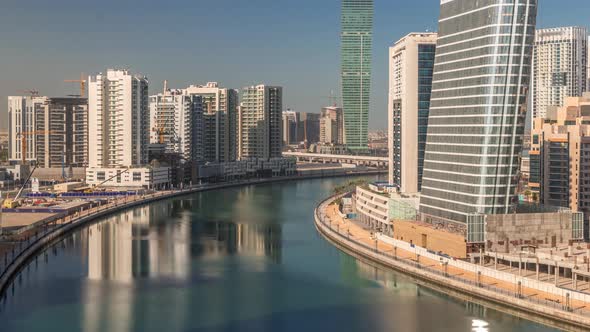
(86, 166), (171, 189)
(197, 158), (296, 182)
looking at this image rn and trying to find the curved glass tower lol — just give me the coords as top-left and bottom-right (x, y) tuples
(419, 0), (538, 224)
(341, 0), (373, 151)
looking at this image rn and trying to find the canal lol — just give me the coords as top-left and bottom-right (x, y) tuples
(0, 177), (559, 331)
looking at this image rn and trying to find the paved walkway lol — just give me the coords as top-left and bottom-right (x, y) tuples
(323, 203), (590, 314)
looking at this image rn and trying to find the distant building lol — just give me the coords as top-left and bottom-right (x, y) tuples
(8, 96), (88, 168)
(388, 32), (437, 193)
(341, 0), (373, 151)
(296, 112), (320, 145)
(0, 131), (7, 159)
(282, 110), (298, 145)
(533, 27), (588, 120)
(88, 69), (149, 168)
(319, 106), (343, 145)
(183, 82), (238, 162)
(238, 85), (283, 160)
(530, 93), (590, 231)
(149, 90), (204, 162)
(8, 96), (47, 164)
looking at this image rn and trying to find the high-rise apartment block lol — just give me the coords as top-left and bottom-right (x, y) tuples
(420, 0), (537, 224)
(533, 27), (588, 119)
(530, 94), (590, 225)
(183, 83), (238, 162)
(238, 85), (283, 160)
(88, 69), (149, 168)
(149, 90), (204, 162)
(388, 32), (437, 194)
(8, 96), (88, 167)
(320, 106), (344, 145)
(341, 0), (373, 151)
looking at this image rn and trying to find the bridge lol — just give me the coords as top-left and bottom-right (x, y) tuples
(284, 152), (388, 169)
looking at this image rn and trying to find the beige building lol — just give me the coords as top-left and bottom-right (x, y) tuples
(530, 93), (590, 227)
(319, 106), (343, 145)
(388, 32), (437, 193)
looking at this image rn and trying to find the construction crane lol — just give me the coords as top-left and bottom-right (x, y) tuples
(319, 90), (342, 107)
(152, 80), (174, 145)
(17, 90), (40, 97)
(64, 73), (87, 97)
(17, 131), (55, 165)
(2, 163), (38, 209)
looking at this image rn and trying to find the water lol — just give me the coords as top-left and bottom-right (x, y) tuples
(0, 177), (560, 332)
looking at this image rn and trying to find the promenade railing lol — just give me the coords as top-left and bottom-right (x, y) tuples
(314, 195), (590, 318)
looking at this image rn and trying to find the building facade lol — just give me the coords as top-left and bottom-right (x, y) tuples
(149, 90), (204, 162)
(532, 27), (588, 120)
(8, 96), (47, 164)
(320, 106), (344, 145)
(8, 96), (88, 168)
(530, 94), (590, 229)
(88, 69), (149, 168)
(419, 0), (538, 225)
(341, 0), (373, 151)
(238, 85), (283, 160)
(388, 32), (437, 193)
(183, 82), (238, 162)
(282, 110), (298, 146)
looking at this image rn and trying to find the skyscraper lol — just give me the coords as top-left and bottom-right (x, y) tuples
(341, 0), (373, 151)
(532, 27), (588, 119)
(388, 32), (437, 193)
(419, 0), (538, 224)
(238, 85), (283, 160)
(88, 69), (149, 168)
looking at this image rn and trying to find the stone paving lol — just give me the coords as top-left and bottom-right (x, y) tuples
(323, 203), (590, 314)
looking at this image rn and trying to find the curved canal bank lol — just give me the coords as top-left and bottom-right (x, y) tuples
(0, 176), (561, 332)
(314, 194), (590, 332)
(0, 170), (384, 296)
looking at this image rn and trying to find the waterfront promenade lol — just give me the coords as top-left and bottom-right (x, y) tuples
(0, 170), (383, 296)
(315, 194), (590, 331)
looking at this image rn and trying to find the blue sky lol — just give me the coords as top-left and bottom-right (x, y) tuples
(1, 0), (589, 130)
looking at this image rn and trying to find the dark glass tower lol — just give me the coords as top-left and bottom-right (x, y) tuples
(420, 0), (538, 224)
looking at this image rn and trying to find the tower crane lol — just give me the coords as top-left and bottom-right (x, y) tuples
(17, 131), (55, 165)
(64, 73), (87, 97)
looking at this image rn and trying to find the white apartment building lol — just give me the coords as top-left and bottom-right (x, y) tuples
(88, 69), (149, 168)
(388, 32), (437, 193)
(8, 96), (47, 164)
(238, 85), (283, 160)
(533, 27), (588, 119)
(183, 82), (238, 162)
(149, 90), (204, 162)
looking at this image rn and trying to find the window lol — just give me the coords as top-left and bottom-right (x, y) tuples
(97, 172), (105, 181)
(133, 172), (142, 182)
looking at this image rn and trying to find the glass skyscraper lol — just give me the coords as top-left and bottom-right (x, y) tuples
(419, 0), (538, 224)
(341, 0), (373, 151)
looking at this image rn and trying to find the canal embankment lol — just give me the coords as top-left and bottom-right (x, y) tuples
(0, 170), (383, 295)
(314, 193), (590, 332)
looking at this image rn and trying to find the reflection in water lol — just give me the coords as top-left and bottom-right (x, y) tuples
(0, 179), (559, 332)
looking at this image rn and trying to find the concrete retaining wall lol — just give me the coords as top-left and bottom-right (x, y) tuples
(0, 170), (383, 295)
(314, 195), (590, 331)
